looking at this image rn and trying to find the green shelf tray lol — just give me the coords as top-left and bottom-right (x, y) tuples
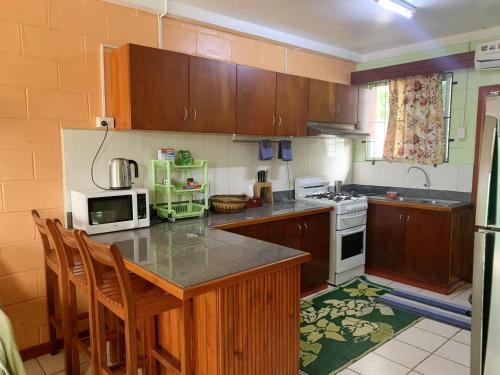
(156, 202), (206, 220)
(154, 183), (207, 195)
(153, 160), (207, 170)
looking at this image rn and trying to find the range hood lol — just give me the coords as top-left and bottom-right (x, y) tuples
(307, 122), (370, 139)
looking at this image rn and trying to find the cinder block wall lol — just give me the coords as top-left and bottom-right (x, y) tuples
(0, 0), (355, 350)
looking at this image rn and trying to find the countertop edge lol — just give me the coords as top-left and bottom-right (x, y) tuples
(211, 206), (333, 230)
(181, 252), (311, 299)
(124, 251), (311, 300)
(367, 198), (473, 212)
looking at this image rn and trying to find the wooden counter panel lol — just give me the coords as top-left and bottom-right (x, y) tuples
(156, 265), (301, 375)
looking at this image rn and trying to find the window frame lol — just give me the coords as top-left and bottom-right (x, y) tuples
(364, 72), (454, 163)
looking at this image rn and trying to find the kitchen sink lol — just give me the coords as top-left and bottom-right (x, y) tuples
(369, 195), (462, 206)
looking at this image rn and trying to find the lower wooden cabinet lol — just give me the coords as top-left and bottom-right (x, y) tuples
(225, 212), (330, 291)
(366, 202), (474, 292)
(366, 204), (405, 274)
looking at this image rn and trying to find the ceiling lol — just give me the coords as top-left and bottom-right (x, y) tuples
(111, 0), (500, 60)
(174, 0), (500, 53)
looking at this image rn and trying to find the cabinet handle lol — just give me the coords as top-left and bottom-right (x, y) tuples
(191, 108), (197, 121)
(297, 223), (302, 232)
(278, 116), (283, 127)
(183, 106), (188, 121)
(303, 222), (308, 232)
(406, 215), (410, 222)
(399, 214), (403, 223)
(272, 115), (276, 127)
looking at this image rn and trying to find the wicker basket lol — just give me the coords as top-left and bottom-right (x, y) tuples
(211, 195), (249, 214)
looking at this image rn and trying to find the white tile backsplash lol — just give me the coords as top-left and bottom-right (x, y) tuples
(62, 130), (353, 211)
(353, 161), (473, 192)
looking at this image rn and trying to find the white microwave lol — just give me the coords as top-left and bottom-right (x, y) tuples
(70, 188), (150, 234)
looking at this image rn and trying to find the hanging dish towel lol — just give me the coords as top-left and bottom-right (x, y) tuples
(259, 140), (274, 160)
(278, 140), (293, 161)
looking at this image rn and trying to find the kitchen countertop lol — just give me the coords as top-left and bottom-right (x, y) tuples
(208, 199), (333, 229)
(90, 200), (331, 296)
(367, 195), (472, 212)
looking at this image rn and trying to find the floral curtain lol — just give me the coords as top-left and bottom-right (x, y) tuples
(383, 73), (445, 164)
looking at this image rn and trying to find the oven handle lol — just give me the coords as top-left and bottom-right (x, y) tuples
(338, 211), (367, 220)
(337, 224), (366, 236)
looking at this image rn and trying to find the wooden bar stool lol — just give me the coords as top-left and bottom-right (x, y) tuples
(54, 220), (123, 374)
(74, 230), (183, 375)
(31, 210), (79, 372)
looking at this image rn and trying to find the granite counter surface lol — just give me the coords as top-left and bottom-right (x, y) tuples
(91, 200), (331, 290)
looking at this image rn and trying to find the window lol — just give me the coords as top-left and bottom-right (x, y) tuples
(365, 73), (454, 162)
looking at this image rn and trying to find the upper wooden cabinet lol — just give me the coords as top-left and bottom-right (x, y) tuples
(308, 79), (359, 125)
(236, 65), (277, 136)
(188, 56), (236, 134)
(308, 79), (336, 123)
(110, 44), (360, 135)
(275, 74), (309, 136)
(334, 83), (359, 124)
(111, 44), (189, 131)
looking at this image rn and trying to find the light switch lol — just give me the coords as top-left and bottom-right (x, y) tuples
(456, 127), (466, 140)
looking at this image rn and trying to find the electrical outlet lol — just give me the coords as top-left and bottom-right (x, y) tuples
(95, 117), (115, 129)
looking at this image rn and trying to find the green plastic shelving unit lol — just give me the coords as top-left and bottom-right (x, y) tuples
(152, 159), (209, 221)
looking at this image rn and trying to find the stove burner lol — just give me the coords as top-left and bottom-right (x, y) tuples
(304, 192), (353, 202)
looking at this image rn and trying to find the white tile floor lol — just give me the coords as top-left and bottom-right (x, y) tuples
(23, 275), (473, 375)
(338, 275), (473, 375)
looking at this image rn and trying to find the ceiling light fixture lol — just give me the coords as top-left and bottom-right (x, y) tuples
(375, 0), (416, 19)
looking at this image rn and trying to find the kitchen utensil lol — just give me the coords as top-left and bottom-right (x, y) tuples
(334, 180), (343, 195)
(211, 195), (249, 214)
(109, 158), (139, 190)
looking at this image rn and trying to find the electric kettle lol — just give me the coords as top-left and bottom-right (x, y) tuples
(108, 158), (139, 189)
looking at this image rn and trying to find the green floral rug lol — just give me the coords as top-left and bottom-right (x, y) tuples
(300, 277), (421, 375)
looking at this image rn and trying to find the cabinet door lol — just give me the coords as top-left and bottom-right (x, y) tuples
(267, 218), (302, 250)
(188, 56), (236, 134)
(308, 79), (336, 123)
(275, 73), (309, 136)
(301, 213), (330, 290)
(403, 208), (451, 285)
(334, 84), (359, 125)
(112, 44), (189, 131)
(366, 204), (405, 274)
(236, 65), (276, 136)
(227, 223), (268, 242)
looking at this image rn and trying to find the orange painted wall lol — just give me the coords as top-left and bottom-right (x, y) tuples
(0, 0), (355, 350)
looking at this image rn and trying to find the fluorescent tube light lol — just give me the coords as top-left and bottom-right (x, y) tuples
(375, 0), (415, 18)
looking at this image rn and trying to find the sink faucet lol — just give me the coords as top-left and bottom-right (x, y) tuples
(407, 166), (431, 188)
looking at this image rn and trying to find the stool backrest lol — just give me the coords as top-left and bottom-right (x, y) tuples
(31, 210), (68, 271)
(54, 220), (82, 269)
(75, 231), (134, 319)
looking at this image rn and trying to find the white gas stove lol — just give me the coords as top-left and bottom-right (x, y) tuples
(295, 176), (367, 285)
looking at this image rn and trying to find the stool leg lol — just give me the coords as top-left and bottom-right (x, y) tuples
(124, 317), (138, 375)
(45, 266), (58, 355)
(96, 302), (109, 373)
(68, 283), (80, 374)
(146, 316), (158, 375)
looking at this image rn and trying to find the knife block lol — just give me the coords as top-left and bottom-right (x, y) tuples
(254, 182), (273, 203)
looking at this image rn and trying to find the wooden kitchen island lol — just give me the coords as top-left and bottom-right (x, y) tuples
(92, 202), (331, 375)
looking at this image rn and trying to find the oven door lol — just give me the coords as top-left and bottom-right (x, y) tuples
(335, 225), (366, 273)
